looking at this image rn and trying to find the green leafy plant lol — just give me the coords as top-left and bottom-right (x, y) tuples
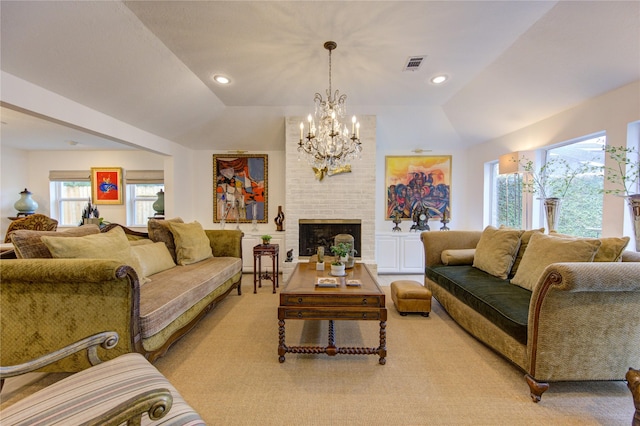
(330, 242), (351, 265)
(261, 234), (272, 244)
(519, 156), (587, 199)
(601, 145), (640, 196)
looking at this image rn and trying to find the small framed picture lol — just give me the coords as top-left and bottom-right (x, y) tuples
(91, 167), (123, 205)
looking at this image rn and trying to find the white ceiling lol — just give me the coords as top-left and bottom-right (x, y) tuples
(1, 1), (639, 152)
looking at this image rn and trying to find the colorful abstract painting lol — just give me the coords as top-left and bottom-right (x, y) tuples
(385, 156), (452, 221)
(213, 154), (268, 223)
(91, 167), (122, 205)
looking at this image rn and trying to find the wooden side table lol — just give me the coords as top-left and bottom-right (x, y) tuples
(253, 243), (279, 293)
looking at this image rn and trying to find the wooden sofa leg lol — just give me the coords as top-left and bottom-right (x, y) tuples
(627, 368), (640, 426)
(525, 374), (549, 403)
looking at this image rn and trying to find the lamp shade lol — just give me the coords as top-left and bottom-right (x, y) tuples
(499, 152), (520, 175)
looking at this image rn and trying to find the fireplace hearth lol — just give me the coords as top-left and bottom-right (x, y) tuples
(298, 219), (362, 258)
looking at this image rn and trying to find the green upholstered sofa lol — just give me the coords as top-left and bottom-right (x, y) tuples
(0, 226), (243, 373)
(421, 230), (640, 402)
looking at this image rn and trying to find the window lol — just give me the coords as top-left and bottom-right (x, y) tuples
(49, 170), (91, 227)
(490, 134), (605, 235)
(544, 135), (605, 237)
(125, 170), (164, 226)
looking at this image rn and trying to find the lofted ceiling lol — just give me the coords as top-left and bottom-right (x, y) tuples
(1, 1), (638, 152)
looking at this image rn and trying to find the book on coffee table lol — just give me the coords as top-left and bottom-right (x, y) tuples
(316, 277), (339, 287)
(346, 279), (362, 287)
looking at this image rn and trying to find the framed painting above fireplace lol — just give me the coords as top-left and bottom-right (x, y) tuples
(213, 154), (268, 223)
(385, 155), (451, 221)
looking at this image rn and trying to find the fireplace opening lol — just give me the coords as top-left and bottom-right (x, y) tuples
(298, 219), (361, 258)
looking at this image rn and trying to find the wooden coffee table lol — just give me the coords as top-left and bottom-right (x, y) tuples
(278, 262), (387, 364)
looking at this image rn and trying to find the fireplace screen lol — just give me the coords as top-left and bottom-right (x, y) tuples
(298, 219), (361, 257)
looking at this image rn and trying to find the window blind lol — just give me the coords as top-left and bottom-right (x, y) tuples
(125, 170), (164, 184)
(48, 170), (91, 182)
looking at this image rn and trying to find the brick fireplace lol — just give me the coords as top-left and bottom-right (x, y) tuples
(283, 116), (377, 281)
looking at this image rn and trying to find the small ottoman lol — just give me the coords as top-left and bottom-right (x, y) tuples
(390, 280), (432, 317)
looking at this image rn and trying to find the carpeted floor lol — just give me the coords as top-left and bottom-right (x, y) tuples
(152, 274), (633, 425)
(1, 274), (634, 425)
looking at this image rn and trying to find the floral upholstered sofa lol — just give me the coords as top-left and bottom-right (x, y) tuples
(0, 218), (243, 372)
(422, 226), (640, 402)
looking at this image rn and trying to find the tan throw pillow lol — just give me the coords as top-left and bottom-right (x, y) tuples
(510, 233), (602, 291)
(472, 226), (524, 279)
(510, 228), (544, 277)
(148, 217), (184, 262)
(131, 241), (176, 278)
(441, 249), (476, 266)
(40, 226), (146, 282)
(593, 236), (630, 262)
(167, 221), (212, 265)
(11, 224), (100, 259)
(549, 232), (629, 263)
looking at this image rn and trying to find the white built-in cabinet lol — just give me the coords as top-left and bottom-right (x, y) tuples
(375, 232), (425, 274)
(241, 233), (286, 273)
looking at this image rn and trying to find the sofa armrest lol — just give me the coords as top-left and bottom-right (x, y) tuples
(206, 229), (243, 258)
(527, 262), (640, 381)
(421, 230), (482, 267)
(0, 331), (119, 379)
(0, 259), (142, 372)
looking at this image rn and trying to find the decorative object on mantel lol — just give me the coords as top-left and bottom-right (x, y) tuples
(410, 204), (430, 232)
(261, 234), (272, 245)
(298, 41), (361, 178)
(274, 206), (285, 231)
(152, 189), (164, 216)
(601, 144), (640, 251)
(385, 156), (452, 222)
(440, 209), (450, 231)
(14, 188), (38, 216)
(392, 211), (402, 232)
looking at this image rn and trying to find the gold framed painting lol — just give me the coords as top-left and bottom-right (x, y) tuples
(385, 155), (452, 220)
(91, 167), (123, 205)
(213, 154), (268, 223)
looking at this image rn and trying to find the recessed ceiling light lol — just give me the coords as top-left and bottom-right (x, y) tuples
(430, 75), (448, 84)
(213, 74), (231, 84)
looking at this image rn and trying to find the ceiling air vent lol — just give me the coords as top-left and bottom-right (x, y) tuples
(403, 55), (426, 72)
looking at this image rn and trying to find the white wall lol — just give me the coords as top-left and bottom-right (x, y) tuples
(466, 80), (640, 243)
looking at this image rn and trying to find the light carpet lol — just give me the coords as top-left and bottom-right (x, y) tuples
(1, 274), (634, 425)
(153, 275), (633, 425)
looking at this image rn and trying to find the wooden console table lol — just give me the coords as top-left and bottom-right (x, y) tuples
(253, 243), (279, 293)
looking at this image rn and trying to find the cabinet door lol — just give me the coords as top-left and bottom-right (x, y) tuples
(376, 235), (400, 273)
(399, 234), (425, 273)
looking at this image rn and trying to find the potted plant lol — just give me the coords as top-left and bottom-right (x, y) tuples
(601, 144), (639, 251)
(261, 234), (272, 245)
(330, 242), (351, 276)
(519, 156), (587, 232)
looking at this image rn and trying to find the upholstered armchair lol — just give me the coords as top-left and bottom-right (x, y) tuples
(4, 214), (58, 243)
(0, 332), (204, 425)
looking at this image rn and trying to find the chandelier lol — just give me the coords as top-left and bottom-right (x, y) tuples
(298, 41), (361, 174)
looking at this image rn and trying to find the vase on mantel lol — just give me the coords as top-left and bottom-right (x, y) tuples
(543, 197), (561, 233)
(627, 194), (640, 252)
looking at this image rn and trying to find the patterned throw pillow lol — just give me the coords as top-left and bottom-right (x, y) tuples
(11, 224), (100, 259)
(148, 217), (184, 263)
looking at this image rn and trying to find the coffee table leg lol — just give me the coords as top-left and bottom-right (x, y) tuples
(278, 319), (286, 363)
(379, 320), (387, 365)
